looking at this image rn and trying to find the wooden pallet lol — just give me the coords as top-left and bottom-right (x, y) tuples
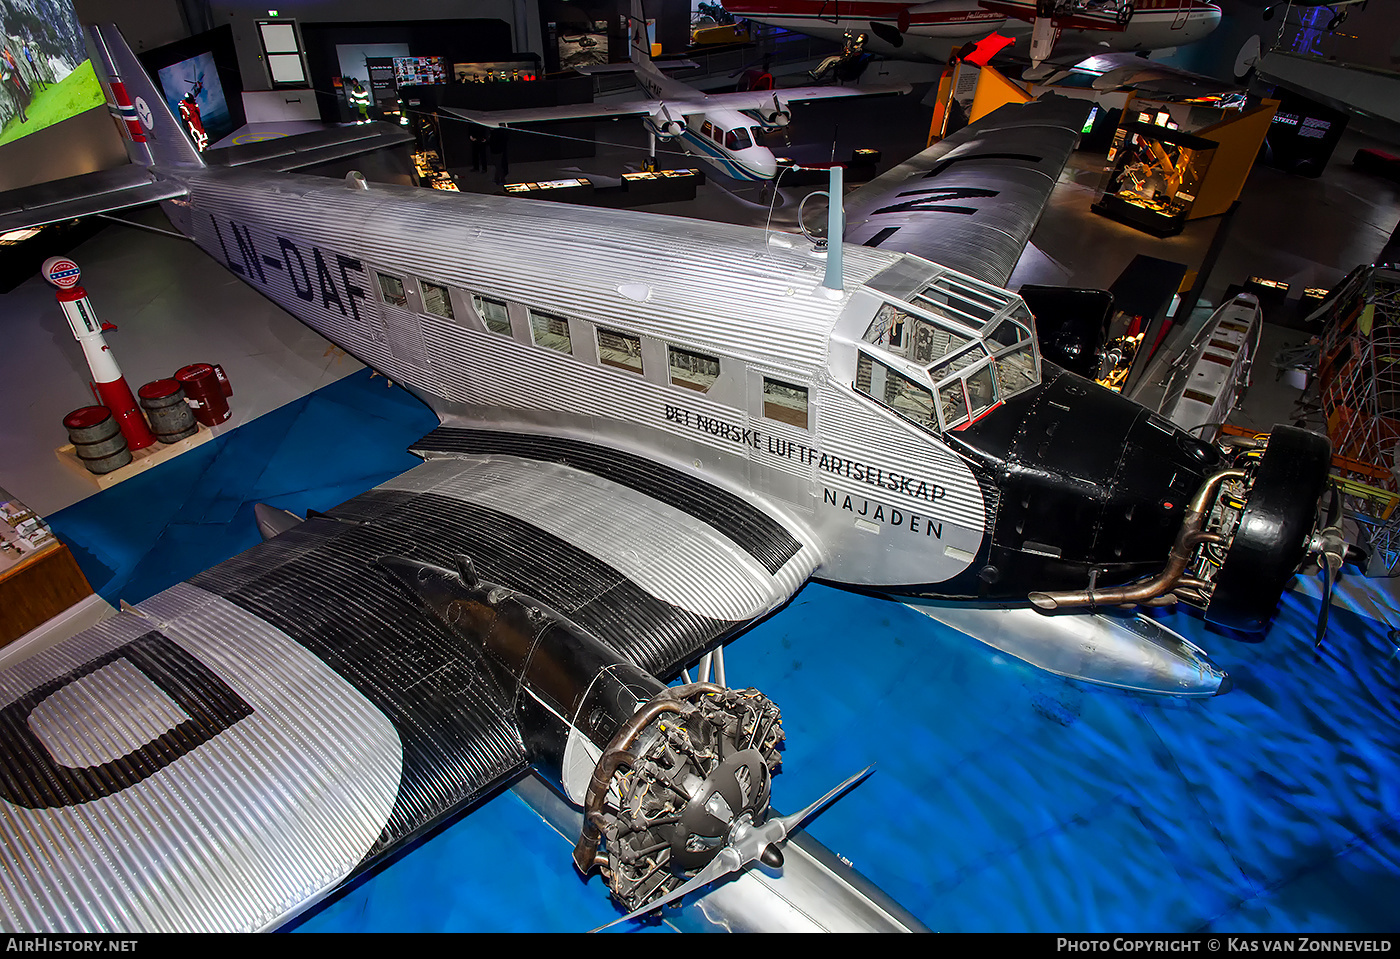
(55, 422), (217, 490)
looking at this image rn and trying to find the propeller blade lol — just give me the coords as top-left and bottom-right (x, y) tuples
(589, 764), (875, 932)
(1316, 550), (1343, 649)
(590, 846), (743, 932)
(774, 764), (875, 835)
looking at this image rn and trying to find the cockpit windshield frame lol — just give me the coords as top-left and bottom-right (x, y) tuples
(855, 268), (1041, 434)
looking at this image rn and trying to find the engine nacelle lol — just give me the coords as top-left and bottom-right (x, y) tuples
(761, 108), (791, 128)
(576, 684), (784, 914)
(655, 118), (686, 139)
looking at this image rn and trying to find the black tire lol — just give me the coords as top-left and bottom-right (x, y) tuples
(1205, 426), (1331, 636)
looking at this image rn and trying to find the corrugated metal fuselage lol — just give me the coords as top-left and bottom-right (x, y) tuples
(164, 166), (993, 594)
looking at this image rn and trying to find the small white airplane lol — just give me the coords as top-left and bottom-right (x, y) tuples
(443, 0), (910, 182)
(0, 19), (1347, 933)
(727, 0), (1223, 67)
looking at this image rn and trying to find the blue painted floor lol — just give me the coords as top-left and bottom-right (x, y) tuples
(46, 369), (1400, 933)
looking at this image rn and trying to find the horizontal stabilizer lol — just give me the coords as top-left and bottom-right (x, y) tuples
(0, 166), (186, 234)
(202, 121), (415, 173)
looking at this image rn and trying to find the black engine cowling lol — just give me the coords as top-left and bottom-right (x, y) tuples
(1204, 426), (1333, 634)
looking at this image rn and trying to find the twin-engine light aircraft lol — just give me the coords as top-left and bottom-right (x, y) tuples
(0, 21), (1341, 933)
(727, 0), (1222, 67)
(445, 1), (909, 182)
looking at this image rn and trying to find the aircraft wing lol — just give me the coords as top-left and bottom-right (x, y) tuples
(0, 436), (819, 932)
(0, 165), (186, 233)
(712, 83), (911, 111)
(0, 124), (416, 233)
(840, 95), (1091, 289)
(202, 121), (417, 173)
(441, 98), (661, 128)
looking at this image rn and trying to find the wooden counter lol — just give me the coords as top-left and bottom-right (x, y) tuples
(0, 541), (94, 647)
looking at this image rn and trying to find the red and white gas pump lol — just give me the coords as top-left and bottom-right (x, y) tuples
(41, 256), (156, 451)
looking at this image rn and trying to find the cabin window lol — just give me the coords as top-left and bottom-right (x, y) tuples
(725, 128), (752, 151)
(763, 377), (808, 429)
(701, 120), (715, 139)
(598, 328), (643, 373)
(710, 125), (724, 144)
(530, 310), (573, 354)
(856, 352), (937, 432)
(669, 345), (720, 393)
(376, 272), (408, 307)
(473, 294), (512, 336)
(419, 280), (454, 320)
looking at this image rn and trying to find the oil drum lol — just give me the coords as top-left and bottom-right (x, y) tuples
(63, 406), (132, 475)
(174, 363), (232, 427)
(138, 379), (197, 443)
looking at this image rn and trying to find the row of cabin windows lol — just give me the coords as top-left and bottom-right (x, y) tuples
(374, 270), (811, 428)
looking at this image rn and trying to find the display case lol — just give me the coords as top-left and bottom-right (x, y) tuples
(1091, 121), (1217, 237)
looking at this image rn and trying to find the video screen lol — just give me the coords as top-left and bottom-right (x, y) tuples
(156, 52), (232, 152)
(336, 42), (410, 88)
(393, 56), (447, 86)
(0, 1), (105, 147)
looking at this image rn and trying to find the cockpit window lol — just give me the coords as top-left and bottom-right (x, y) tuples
(725, 127), (752, 151)
(864, 303), (971, 364)
(965, 364), (997, 418)
(856, 352), (937, 432)
(992, 343), (1038, 397)
(987, 317), (1029, 349)
(938, 381), (968, 429)
(856, 269), (1042, 424)
(913, 277), (1002, 326)
(931, 343), (988, 377)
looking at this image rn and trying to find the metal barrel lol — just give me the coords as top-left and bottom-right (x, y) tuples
(63, 406), (132, 475)
(138, 379), (197, 443)
(174, 363), (231, 427)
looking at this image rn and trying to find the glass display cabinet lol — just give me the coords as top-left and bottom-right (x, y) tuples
(1091, 121), (1218, 237)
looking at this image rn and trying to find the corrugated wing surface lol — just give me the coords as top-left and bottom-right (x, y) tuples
(0, 447), (781, 932)
(842, 96), (1091, 288)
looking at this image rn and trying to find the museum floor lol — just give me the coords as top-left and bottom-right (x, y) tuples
(2, 87), (1400, 932)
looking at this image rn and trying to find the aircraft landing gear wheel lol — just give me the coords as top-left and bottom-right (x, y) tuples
(1205, 426), (1331, 636)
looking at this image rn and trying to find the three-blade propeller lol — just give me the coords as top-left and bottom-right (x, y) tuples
(591, 764), (875, 932)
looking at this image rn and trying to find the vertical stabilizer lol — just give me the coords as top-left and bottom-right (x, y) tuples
(88, 23), (205, 170)
(629, 0), (654, 66)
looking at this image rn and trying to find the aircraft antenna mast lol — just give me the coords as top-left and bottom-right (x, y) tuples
(823, 164), (844, 292)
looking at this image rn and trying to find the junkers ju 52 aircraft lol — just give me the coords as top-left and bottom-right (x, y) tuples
(0, 21), (1344, 933)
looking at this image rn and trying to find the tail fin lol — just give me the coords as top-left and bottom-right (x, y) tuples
(88, 23), (205, 169)
(628, 0), (655, 67)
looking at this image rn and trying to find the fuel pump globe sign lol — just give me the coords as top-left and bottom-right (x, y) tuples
(41, 256), (81, 289)
(40, 255), (156, 452)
